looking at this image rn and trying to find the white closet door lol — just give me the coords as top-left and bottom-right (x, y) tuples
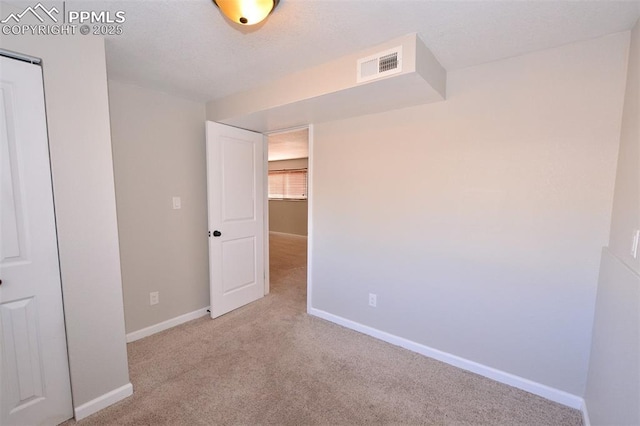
(0, 55), (73, 426)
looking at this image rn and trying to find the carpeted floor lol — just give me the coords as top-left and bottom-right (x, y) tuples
(64, 232), (582, 425)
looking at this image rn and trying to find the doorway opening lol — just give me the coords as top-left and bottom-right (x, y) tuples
(266, 127), (309, 310)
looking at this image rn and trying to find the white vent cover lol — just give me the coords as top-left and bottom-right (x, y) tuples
(357, 46), (403, 83)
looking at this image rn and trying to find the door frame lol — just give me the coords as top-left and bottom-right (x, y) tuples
(263, 124), (313, 313)
(262, 128), (270, 295)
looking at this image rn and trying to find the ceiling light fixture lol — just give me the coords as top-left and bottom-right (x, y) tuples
(212, 0), (280, 26)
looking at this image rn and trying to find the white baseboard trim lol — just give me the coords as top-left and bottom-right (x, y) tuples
(308, 307), (584, 410)
(74, 382), (133, 420)
(126, 307), (210, 343)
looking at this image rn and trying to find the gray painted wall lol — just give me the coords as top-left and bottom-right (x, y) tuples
(108, 81), (209, 335)
(586, 250), (639, 424)
(311, 33), (628, 396)
(0, 35), (130, 408)
(269, 200), (308, 236)
(585, 19), (640, 426)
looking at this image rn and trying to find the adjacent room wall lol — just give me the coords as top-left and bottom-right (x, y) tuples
(269, 158), (308, 236)
(311, 32), (628, 397)
(585, 19), (640, 426)
(0, 35), (131, 413)
(108, 81), (209, 335)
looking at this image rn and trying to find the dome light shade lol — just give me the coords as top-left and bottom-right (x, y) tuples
(213, 0), (279, 25)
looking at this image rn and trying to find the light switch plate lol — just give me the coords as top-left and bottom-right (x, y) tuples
(632, 229), (640, 259)
(172, 196), (181, 210)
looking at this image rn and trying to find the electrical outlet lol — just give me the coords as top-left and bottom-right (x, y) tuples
(150, 291), (159, 306)
(368, 293), (377, 308)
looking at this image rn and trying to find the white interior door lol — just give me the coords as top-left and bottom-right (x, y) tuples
(206, 121), (266, 318)
(0, 56), (73, 425)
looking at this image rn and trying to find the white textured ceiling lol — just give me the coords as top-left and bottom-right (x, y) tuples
(72, 0), (640, 102)
(268, 128), (309, 161)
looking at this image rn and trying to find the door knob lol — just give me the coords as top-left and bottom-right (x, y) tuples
(213, 230), (222, 237)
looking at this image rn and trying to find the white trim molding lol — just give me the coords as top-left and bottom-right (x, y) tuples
(126, 307), (210, 343)
(306, 124), (314, 315)
(269, 231), (308, 238)
(309, 307), (585, 410)
(74, 382), (133, 420)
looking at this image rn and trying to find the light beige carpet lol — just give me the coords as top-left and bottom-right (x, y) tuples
(64, 232), (582, 425)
